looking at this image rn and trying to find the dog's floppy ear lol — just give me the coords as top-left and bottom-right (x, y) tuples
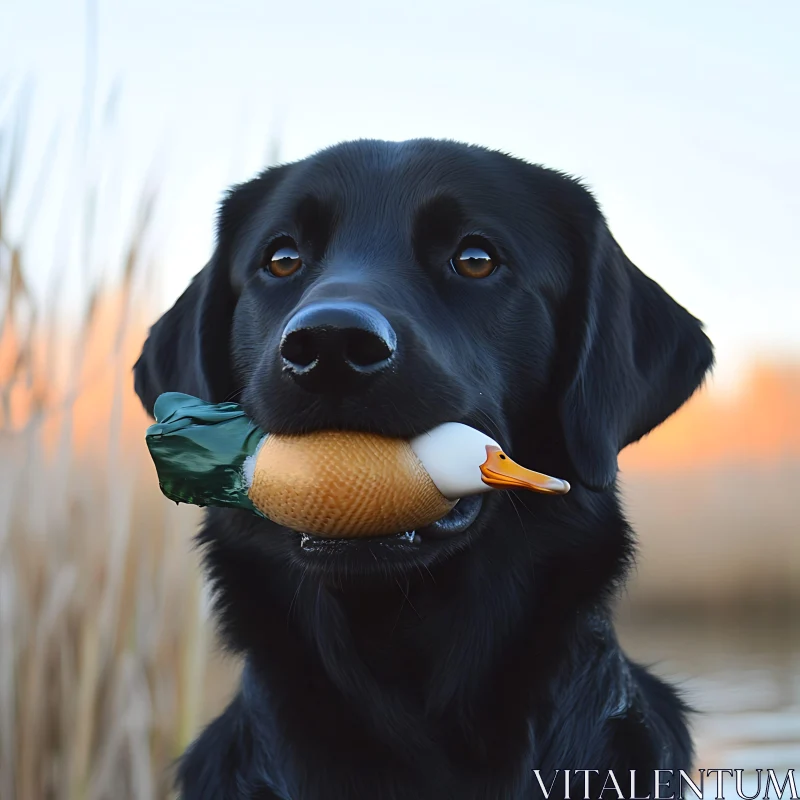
(133, 168), (286, 416)
(558, 216), (714, 491)
(133, 258), (234, 415)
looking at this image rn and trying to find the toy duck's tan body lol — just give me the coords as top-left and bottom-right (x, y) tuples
(249, 431), (455, 537)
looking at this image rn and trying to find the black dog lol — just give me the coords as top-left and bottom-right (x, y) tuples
(134, 139), (713, 799)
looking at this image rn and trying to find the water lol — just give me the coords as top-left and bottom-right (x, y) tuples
(617, 613), (799, 795)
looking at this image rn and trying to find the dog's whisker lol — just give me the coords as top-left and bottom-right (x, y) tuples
(287, 567), (309, 625)
(390, 580), (410, 635)
(505, 493), (527, 538)
(468, 406), (504, 445)
(222, 385), (246, 404)
(394, 578), (422, 621)
(511, 493), (536, 518)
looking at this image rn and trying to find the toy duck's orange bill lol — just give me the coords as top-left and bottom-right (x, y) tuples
(479, 446), (570, 495)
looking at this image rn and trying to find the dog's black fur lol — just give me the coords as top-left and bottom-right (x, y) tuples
(134, 139), (713, 799)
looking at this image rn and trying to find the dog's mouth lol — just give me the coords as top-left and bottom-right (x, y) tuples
(296, 494), (484, 554)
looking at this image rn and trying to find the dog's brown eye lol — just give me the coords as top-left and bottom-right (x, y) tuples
(265, 244), (302, 277)
(451, 245), (498, 279)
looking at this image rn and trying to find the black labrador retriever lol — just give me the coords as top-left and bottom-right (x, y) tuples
(134, 139), (713, 800)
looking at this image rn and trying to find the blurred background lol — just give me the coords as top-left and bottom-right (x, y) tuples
(0, 0), (797, 797)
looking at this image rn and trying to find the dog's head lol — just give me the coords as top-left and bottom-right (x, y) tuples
(135, 139), (713, 578)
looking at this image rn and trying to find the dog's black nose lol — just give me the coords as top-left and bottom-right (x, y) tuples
(280, 302), (397, 392)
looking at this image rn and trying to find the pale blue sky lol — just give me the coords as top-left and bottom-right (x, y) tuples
(2, 0), (798, 386)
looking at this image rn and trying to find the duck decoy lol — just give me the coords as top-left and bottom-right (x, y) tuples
(145, 392), (570, 538)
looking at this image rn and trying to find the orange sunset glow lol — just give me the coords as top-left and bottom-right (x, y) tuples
(620, 361), (800, 472)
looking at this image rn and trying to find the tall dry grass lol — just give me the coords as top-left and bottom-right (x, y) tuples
(0, 93), (237, 800)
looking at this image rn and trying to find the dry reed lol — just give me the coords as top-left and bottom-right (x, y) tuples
(0, 91), (238, 800)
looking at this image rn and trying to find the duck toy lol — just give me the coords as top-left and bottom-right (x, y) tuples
(145, 392), (570, 538)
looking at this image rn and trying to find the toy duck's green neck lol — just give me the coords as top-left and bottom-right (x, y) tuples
(146, 392), (266, 514)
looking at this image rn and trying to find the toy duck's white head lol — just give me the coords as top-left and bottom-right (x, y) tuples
(409, 423), (570, 500)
